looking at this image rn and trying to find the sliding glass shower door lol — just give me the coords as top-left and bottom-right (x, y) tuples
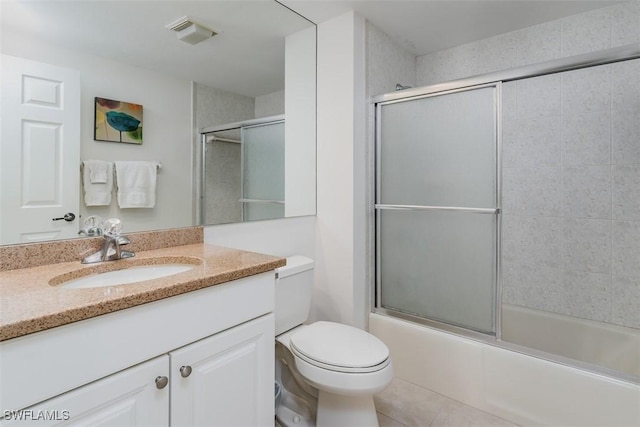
(200, 116), (285, 225)
(242, 120), (285, 221)
(376, 85), (498, 334)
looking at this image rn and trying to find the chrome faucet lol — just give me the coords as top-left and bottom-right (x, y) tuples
(81, 218), (135, 264)
(78, 215), (104, 237)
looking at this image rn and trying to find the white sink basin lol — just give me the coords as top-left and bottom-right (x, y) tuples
(57, 263), (197, 289)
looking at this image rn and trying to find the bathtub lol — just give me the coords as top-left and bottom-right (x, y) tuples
(502, 304), (640, 377)
(370, 312), (640, 427)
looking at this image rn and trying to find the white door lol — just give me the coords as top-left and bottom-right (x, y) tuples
(1, 55), (81, 244)
(170, 314), (275, 427)
(1, 356), (169, 427)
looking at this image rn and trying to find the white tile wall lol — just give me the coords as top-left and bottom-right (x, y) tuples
(612, 275), (640, 328)
(366, 22), (416, 97)
(416, 1), (640, 87)
(504, 60), (640, 327)
(561, 111), (611, 166)
(561, 166), (611, 218)
(612, 108), (640, 164)
(613, 164), (640, 220)
(611, 1), (640, 47)
(501, 60), (640, 327)
(560, 8), (612, 56)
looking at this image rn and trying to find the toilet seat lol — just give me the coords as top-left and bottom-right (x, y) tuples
(289, 321), (390, 373)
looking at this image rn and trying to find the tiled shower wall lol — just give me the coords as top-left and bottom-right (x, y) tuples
(412, 1), (640, 328)
(416, 2), (640, 87)
(501, 59), (640, 329)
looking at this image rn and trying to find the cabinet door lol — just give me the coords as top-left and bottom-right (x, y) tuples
(1, 356), (169, 427)
(170, 314), (275, 427)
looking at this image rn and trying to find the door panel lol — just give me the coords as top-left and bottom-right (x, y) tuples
(170, 314), (274, 427)
(376, 85), (498, 334)
(1, 356), (169, 427)
(379, 87), (496, 209)
(1, 55), (80, 244)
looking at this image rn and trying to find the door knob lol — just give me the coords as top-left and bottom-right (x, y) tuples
(52, 213), (76, 222)
(180, 365), (192, 378)
(155, 376), (169, 389)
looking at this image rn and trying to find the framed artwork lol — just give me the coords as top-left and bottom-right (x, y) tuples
(94, 97), (143, 144)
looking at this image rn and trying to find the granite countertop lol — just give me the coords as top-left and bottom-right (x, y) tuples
(0, 244), (285, 341)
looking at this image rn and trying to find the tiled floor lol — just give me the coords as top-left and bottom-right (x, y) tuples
(375, 378), (519, 427)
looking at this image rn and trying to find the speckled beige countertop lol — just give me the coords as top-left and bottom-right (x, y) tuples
(0, 243), (285, 341)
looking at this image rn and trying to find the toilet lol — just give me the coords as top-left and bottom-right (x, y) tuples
(274, 256), (393, 427)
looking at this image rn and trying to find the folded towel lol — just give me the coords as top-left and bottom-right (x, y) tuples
(82, 160), (113, 206)
(86, 160), (109, 183)
(115, 161), (159, 208)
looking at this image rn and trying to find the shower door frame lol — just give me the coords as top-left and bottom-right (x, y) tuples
(371, 42), (640, 385)
(374, 82), (502, 338)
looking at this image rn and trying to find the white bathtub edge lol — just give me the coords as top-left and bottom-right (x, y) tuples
(370, 313), (640, 427)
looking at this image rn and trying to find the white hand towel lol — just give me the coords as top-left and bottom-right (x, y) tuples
(115, 161), (159, 208)
(82, 160), (113, 206)
(86, 160), (109, 183)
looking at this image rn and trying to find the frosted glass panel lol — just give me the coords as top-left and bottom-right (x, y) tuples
(379, 209), (496, 333)
(243, 122), (284, 201)
(242, 122), (285, 221)
(380, 87), (496, 208)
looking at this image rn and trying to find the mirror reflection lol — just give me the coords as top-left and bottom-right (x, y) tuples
(201, 116), (286, 225)
(0, 0), (316, 245)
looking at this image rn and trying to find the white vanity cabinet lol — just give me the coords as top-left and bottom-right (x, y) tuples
(3, 356), (170, 427)
(0, 272), (276, 426)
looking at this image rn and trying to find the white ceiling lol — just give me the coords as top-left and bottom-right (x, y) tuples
(1, 1), (623, 98)
(0, 0), (312, 98)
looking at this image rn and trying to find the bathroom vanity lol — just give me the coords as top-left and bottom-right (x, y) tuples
(0, 242), (285, 426)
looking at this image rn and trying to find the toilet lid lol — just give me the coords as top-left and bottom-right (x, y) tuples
(289, 321), (389, 372)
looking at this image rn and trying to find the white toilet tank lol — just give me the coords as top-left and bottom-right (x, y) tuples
(275, 256), (314, 335)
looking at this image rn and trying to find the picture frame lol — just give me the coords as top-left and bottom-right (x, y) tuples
(94, 97), (143, 144)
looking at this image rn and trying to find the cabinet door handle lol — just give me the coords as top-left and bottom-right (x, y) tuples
(155, 376), (169, 389)
(180, 365), (192, 378)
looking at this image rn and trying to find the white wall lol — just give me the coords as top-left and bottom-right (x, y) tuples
(285, 26), (317, 219)
(255, 90), (285, 118)
(204, 215), (315, 259)
(2, 33), (193, 233)
(315, 12), (367, 328)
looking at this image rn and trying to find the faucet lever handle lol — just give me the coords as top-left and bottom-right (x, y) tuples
(116, 235), (130, 245)
(103, 218), (123, 236)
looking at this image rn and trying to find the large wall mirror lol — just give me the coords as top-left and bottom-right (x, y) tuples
(0, 0), (316, 245)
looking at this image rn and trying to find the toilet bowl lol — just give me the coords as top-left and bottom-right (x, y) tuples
(275, 257), (393, 427)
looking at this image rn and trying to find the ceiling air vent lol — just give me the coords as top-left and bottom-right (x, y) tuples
(166, 16), (216, 45)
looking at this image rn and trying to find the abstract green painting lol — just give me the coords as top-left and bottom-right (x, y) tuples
(94, 97), (143, 144)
